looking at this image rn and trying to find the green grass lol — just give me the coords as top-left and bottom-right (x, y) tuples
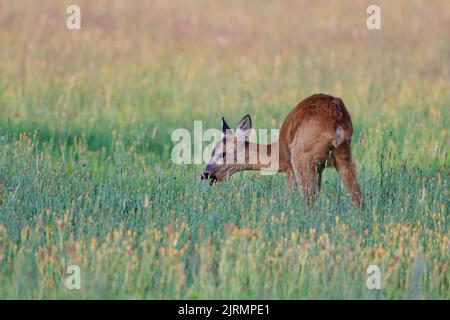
(0, 0), (449, 299)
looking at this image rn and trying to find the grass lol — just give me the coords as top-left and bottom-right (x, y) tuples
(0, 0), (449, 299)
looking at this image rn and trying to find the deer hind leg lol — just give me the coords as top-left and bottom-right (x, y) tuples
(290, 152), (326, 203)
(333, 142), (361, 206)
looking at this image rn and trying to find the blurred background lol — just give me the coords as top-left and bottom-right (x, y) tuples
(0, 0), (448, 165)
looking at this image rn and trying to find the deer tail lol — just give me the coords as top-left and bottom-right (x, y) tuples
(331, 126), (345, 148)
(330, 98), (352, 148)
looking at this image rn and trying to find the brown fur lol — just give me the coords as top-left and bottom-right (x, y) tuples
(278, 94), (361, 205)
(202, 93), (361, 205)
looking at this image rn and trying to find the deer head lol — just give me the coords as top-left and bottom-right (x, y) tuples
(201, 115), (252, 185)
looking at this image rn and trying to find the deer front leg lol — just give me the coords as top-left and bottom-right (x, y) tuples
(333, 142), (361, 206)
(286, 171), (295, 191)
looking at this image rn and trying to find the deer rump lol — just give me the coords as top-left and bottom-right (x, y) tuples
(279, 94), (353, 170)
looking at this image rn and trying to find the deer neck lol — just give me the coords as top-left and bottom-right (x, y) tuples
(241, 140), (285, 173)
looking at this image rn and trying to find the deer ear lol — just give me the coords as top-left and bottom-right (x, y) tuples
(221, 117), (231, 134)
(235, 114), (252, 140)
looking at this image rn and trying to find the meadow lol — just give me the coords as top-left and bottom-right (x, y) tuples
(0, 0), (448, 299)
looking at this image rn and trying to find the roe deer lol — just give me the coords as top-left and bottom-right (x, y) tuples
(201, 94), (361, 205)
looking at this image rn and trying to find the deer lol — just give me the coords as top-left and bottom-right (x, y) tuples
(201, 93), (361, 205)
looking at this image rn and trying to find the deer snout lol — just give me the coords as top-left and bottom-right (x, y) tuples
(201, 172), (210, 180)
(201, 166), (218, 185)
(201, 172), (218, 185)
